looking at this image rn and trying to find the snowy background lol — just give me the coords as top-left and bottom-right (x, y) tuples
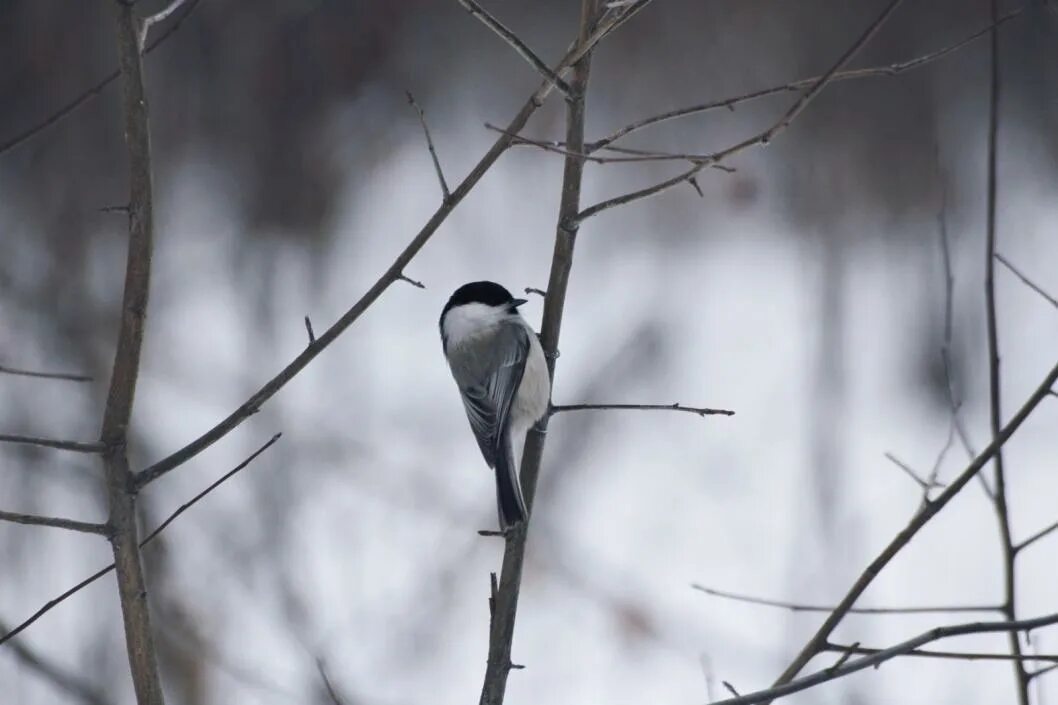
(1, 1), (1057, 704)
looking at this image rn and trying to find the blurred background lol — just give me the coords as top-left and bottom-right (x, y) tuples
(2, 1), (1057, 703)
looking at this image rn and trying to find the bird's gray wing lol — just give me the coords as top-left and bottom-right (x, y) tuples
(449, 322), (529, 468)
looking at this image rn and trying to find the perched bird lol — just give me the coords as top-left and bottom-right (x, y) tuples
(440, 281), (551, 529)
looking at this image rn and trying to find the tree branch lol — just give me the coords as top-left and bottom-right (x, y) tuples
(576, 0), (908, 223)
(139, 0), (190, 47)
(102, 3), (164, 701)
(763, 358), (1058, 698)
(995, 253), (1058, 309)
(0, 433), (280, 650)
(550, 402), (734, 417)
(981, 2), (1030, 701)
(588, 8), (1023, 152)
(883, 452), (944, 493)
(0, 510), (108, 535)
(691, 584), (999, 615)
(479, 3), (604, 704)
(0, 364), (91, 382)
(824, 641), (1058, 664)
(133, 1), (652, 491)
(456, 0), (571, 98)
(485, 121), (739, 167)
(406, 91), (451, 200)
(0, 433), (105, 453)
(0, 0), (202, 159)
(1015, 519), (1058, 553)
(710, 612), (1058, 705)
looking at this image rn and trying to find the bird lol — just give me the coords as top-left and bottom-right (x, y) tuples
(439, 281), (551, 530)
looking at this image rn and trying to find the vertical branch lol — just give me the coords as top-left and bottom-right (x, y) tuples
(102, 3), (165, 704)
(983, 0), (1030, 702)
(478, 2), (598, 704)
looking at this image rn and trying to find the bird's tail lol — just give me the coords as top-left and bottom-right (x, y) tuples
(494, 430), (528, 530)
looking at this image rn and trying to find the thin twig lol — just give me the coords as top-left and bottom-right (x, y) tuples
(551, 402), (734, 417)
(315, 659), (346, 705)
(691, 584), (999, 615)
(825, 641), (1058, 663)
(763, 358), (1058, 699)
(133, 0), (651, 492)
(0, 434), (105, 453)
(456, 0), (571, 98)
(982, 2), (1030, 700)
(825, 642), (859, 673)
(0, 0), (202, 158)
(588, 8), (1023, 152)
(0, 364), (92, 382)
(1031, 664), (1058, 681)
(0, 433), (280, 650)
(576, 0), (908, 223)
(0, 510), (108, 535)
(1016, 519), (1058, 553)
(398, 273), (426, 289)
(406, 91), (451, 200)
(486, 122), (738, 166)
(304, 316), (316, 344)
(995, 253), (1058, 309)
(883, 452), (943, 492)
(935, 181), (990, 499)
(139, 0), (190, 47)
(711, 612), (1058, 705)
(723, 681), (741, 698)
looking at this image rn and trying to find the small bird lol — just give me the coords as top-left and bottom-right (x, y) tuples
(440, 281), (551, 529)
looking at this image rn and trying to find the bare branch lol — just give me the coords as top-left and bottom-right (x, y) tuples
(406, 91), (451, 200)
(982, 2), (1030, 700)
(0, 0), (202, 159)
(711, 612), (1058, 705)
(486, 122), (739, 167)
(551, 402), (734, 417)
(764, 358), (1058, 696)
(1031, 664), (1058, 681)
(479, 3), (608, 704)
(133, 0), (652, 492)
(0, 433), (105, 453)
(825, 641), (1058, 664)
(398, 273), (426, 289)
(883, 452), (944, 492)
(0, 433), (280, 649)
(0, 510), (108, 535)
(1015, 519), (1058, 553)
(691, 584), (999, 615)
(315, 659), (347, 705)
(577, 0), (908, 222)
(995, 253), (1058, 309)
(0, 364), (92, 382)
(589, 8), (1023, 152)
(104, 2), (165, 701)
(456, 0), (571, 98)
(139, 0), (190, 47)
(304, 316), (316, 344)
(935, 181), (991, 500)
(722, 681), (741, 698)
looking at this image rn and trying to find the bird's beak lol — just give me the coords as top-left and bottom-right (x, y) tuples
(511, 298), (528, 308)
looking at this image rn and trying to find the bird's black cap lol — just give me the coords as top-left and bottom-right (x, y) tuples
(441, 281), (525, 320)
